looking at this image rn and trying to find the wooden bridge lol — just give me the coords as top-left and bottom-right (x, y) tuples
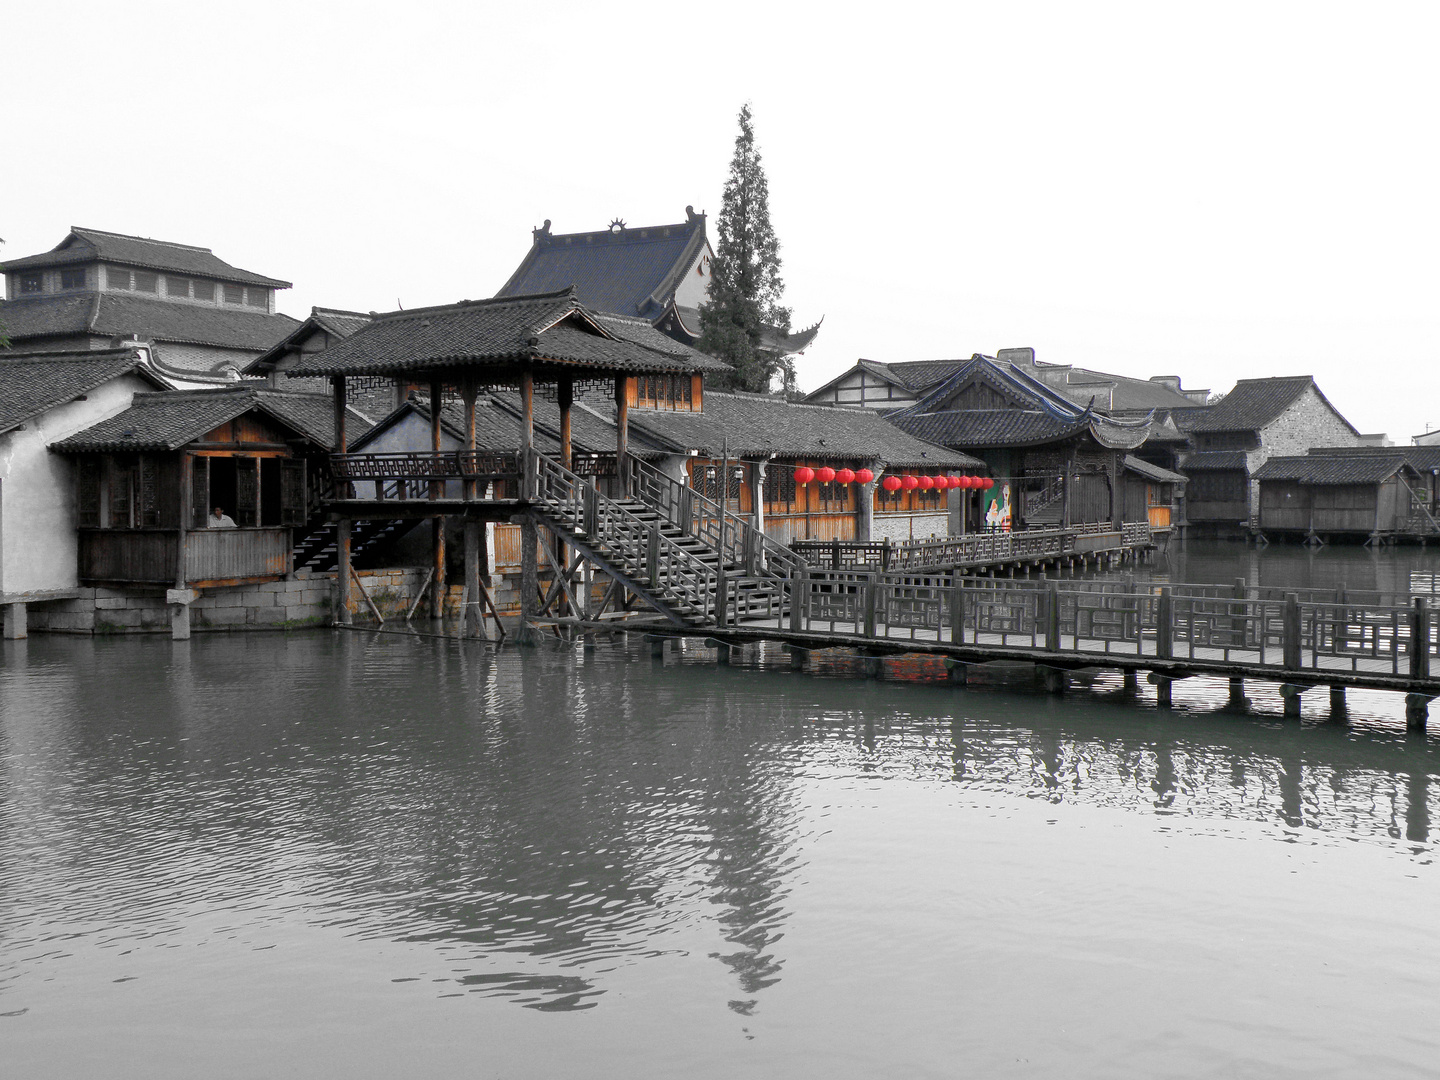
(328, 445), (1440, 729)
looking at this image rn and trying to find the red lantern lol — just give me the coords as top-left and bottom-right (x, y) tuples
(795, 466), (815, 486)
(835, 468), (856, 484)
(957, 475), (973, 490)
(917, 476), (934, 490)
(901, 475), (919, 491)
(882, 475), (902, 492)
(936, 475), (953, 490)
(855, 468), (874, 485)
(983, 477), (995, 490)
(816, 466), (836, 483)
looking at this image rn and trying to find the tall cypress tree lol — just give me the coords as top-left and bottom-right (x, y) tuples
(699, 104), (792, 393)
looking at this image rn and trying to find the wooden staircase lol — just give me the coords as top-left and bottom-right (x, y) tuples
(293, 518), (418, 573)
(524, 451), (801, 628)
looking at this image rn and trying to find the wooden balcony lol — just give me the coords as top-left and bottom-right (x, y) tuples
(79, 528), (292, 587)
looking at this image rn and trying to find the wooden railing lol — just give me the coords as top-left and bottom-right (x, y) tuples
(329, 452), (521, 500)
(791, 522), (1154, 572)
(626, 457), (806, 580)
(775, 573), (1439, 682)
(79, 528), (291, 584)
(530, 450), (784, 625)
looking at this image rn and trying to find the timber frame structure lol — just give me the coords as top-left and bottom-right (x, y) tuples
(287, 287), (791, 638)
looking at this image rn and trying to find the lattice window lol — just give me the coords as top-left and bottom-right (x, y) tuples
(77, 460), (101, 527)
(133, 272), (157, 293)
(878, 483), (904, 509)
(191, 457), (210, 528)
(60, 268), (87, 290)
(235, 458), (259, 526)
(763, 467), (795, 507)
(19, 272), (42, 293)
(166, 276), (190, 298)
(107, 267), (131, 290)
(223, 284), (244, 304)
(245, 288), (268, 309)
(193, 280), (216, 302)
(139, 458), (161, 526)
(280, 459), (306, 526)
(109, 462), (133, 527)
(816, 481), (849, 511)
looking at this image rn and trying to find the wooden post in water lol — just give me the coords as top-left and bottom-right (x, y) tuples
(336, 517), (353, 626)
(520, 515), (539, 645)
(1044, 580), (1060, 652)
(1156, 587), (1173, 660)
(1409, 597), (1430, 681)
(520, 370), (535, 502)
(950, 577), (966, 645)
(1282, 592), (1302, 671)
(789, 569), (806, 633)
(464, 520), (485, 639)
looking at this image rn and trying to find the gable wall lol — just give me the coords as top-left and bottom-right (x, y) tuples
(1244, 386), (1362, 515)
(671, 242), (712, 310)
(1, 372), (153, 594)
(809, 368), (918, 409)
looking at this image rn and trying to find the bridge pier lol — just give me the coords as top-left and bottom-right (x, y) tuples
(1039, 665), (1067, 694)
(863, 651), (884, 679)
(1148, 672), (1176, 708)
(1122, 669), (1138, 694)
(789, 645), (806, 671)
(1227, 677), (1248, 710)
(1279, 683), (1305, 719)
(1329, 685), (1347, 720)
(650, 635), (668, 659)
(946, 659), (969, 686)
(3, 602), (27, 640)
(1406, 694), (1432, 731)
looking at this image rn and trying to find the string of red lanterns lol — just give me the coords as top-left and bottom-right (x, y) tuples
(793, 466), (995, 490)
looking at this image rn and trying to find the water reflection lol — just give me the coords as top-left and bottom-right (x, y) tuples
(3, 630), (1440, 1022)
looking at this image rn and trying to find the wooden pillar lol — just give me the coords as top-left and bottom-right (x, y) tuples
(336, 518), (353, 626)
(464, 519), (486, 639)
(858, 462), (877, 543)
(331, 375), (348, 453)
(520, 370), (535, 501)
(559, 377), (574, 472)
(520, 515), (539, 644)
(430, 377), (446, 619)
(462, 377), (478, 502)
(615, 376), (630, 497)
(177, 452), (192, 590)
(752, 460), (767, 537)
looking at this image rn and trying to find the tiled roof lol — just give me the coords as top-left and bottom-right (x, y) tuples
(50, 387), (354, 452)
(242, 306), (374, 375)
(888, 408), (1092, 448)
(624, 392), (980, 467)
(496, 212), (708, 320)
(0, 292), (301, 353)
(1252, 454), (1410, 485)
(0, 346), (169, 435)
(1189, 376), (1356, 435)
(1181, 451), (1248, 471)
(1, 227), (290, 287)
(590, 311), (731, 373)
(284, 288), (717, 378)
(1122, 454), (1187, 484)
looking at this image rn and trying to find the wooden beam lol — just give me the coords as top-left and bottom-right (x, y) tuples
(520, 369), (535, 501)
(331, 375), (347, 453)
(559, 377), (574, 472)
(615, 375), (630, 497)
(462, 375), (478, 503)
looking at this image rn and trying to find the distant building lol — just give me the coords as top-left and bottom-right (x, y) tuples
(882, 354), (1183, 534)
(0, 345), (169, 603)
(0, 227), (300, 381)
(495, 209), (821, 358)
(1181, 376), (1361, 533)
(806, 347), (1208, 418)
(1253, 447), (1440, 542)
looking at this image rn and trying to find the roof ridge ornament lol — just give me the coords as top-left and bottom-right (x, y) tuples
(609, 218), (626, 233)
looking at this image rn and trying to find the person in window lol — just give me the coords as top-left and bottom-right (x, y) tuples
(209, 506), (237, 529)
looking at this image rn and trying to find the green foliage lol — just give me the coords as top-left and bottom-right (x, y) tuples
(699, 104), (793, 393)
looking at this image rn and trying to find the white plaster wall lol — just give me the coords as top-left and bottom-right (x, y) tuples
(872, 512), (949, 542)
(672, 244), (712, 310)
(0, 373), (152, 594)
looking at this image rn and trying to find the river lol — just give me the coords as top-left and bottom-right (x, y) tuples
(4, 540), (1440, 1077)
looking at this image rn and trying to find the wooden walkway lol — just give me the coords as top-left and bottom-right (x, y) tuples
(640, 574), (1440, 728)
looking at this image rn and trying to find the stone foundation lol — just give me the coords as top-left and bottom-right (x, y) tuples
(19, 564), (601, 635)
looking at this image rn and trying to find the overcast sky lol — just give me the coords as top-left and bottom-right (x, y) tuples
(8, 2), (1438, 438)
